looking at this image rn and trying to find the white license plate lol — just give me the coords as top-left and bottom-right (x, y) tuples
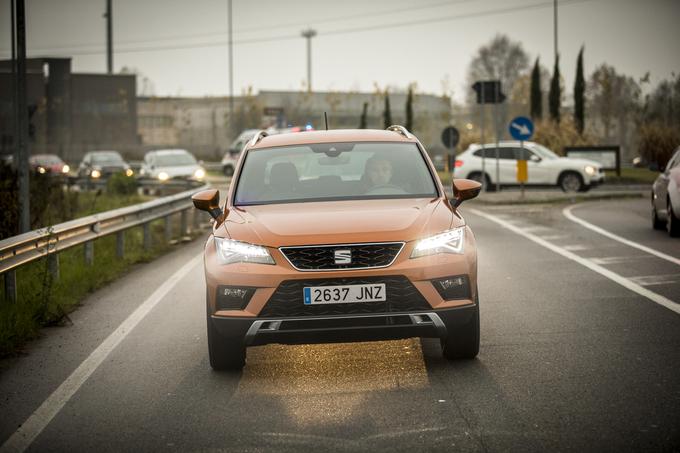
(303, 283), (386, 305)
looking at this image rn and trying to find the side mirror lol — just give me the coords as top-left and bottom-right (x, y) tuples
(529, 154), (541, 163)
(452, 179), (482, 207)
(192, 189), (224, 220)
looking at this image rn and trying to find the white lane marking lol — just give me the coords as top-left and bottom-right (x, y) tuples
(469, 209), (680, 315)
(630, 274), (680, 287)
(563, 205), (680, 266)
(590, 256), (655, 265)
(562, 244), (589, 251)
(0, 254), (203, 453)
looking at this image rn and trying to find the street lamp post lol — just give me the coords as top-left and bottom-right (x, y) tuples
(301, 28), (317, 93)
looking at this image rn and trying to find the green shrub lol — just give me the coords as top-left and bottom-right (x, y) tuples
(638, 123), (680, 168)
(106, 172), (138, 196)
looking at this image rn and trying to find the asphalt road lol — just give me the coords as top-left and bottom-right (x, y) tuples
(1, 197), (679, 452)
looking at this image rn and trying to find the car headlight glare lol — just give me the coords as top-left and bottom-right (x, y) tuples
(62, 164), (70, 173)
(584, 165), (596, 176)
(214, 237), (275, 265)
(194, 168), (205, 179)
(411, 227), (465, 258)
(158, 171), (169, 181)
(90, 169), (101, 179)
(125, 168), (134, 177)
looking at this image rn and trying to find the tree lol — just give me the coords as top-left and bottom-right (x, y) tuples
(643, 73), (680, 127)
(466, 34), (529, 104)
(530, 58), (542, 120)
(549, 55), (561, 123)
(359, 102), (368, 129)
(405, 86), (414, 131)
(587, 64), (641, 140)
(383, 91), (392, 129)
(574, 46), (585, 134)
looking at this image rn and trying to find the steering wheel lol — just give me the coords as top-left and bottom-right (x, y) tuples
(364, 184), (408, 195)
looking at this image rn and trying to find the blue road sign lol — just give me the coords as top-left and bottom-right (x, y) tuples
(509, 116), (534, 141)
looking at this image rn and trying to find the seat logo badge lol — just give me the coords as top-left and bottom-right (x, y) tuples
(334, 249), (352, 264)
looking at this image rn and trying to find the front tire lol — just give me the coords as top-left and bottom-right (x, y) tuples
(207, 314), (246, 371)
(559, 171), (583, 192)
(668, 199), (680, 237)
(441, 292), (480, 360)
(652, 200), (665, 230)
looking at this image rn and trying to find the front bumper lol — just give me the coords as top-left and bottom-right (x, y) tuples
(211, 305), (477, 346)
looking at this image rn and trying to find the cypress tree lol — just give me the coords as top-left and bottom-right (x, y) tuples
(405, 86), (414, 131)
(549, 55), (561, 123)
(383, 91), (392, 129)
(530, 58), (542, 120)
(574, 46), (585, 134)
(359, 102), (368, 129)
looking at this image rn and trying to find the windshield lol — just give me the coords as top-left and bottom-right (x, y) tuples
(91, 152), (125, 164)
(531, 144), (560, 160)
(152, 152), (197, 166)
(234, 142), (437, 205)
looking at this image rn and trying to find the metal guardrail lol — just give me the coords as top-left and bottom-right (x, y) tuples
(0, 184), (210, 303)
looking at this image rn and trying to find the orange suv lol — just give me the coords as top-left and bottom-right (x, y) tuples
(193, 126), (482, 370)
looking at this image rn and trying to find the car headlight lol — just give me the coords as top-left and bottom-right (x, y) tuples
(90, 169), (101, 179)
(411, 227), (465, 258)
(125, 168), (134, 177)
(62, 164), (70, 173)
(584, 165), (596, 176)
(214, 237), (275, 265)
(158, 171), (169, 181)
(194, 168), (205, 179)
(37, 166), (46, 174)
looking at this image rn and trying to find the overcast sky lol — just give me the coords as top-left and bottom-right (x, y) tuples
(1, 0), (678, 102)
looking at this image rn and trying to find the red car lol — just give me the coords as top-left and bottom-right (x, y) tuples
(29, 154), (70, 175)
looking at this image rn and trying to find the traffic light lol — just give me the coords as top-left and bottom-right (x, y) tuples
(472, 81), (506, 104)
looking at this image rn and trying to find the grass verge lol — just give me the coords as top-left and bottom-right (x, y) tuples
(0, 216), (202, 357)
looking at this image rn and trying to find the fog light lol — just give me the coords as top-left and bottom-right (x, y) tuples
(216, 285), (255, 310)
(432, 275), (471, 300)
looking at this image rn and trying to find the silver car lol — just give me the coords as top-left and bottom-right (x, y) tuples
(140, 149), (205, 182)
(652, 147), (680, 236)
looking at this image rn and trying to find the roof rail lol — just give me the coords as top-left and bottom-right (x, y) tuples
(386, 125), (413, 139)
(248, 130), (268, 147)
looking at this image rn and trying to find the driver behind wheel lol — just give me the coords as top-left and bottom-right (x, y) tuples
(362, 156), (393, 192)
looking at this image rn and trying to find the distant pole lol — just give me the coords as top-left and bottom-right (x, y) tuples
(301, 28), (317, 93)
(16, 0), (30, 233)
(553, 0), (558, 62)
(228, 0), (234, 137)
(105, 0), (113, 73)
(11, 0), (18, 166)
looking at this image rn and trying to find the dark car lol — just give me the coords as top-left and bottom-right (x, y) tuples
(77, 151), (133, 179)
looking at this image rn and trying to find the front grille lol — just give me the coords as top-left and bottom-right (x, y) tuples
(280, 242), (404, 271)
(259, 276), (430, 317)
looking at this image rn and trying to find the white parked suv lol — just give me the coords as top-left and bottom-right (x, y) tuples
(455, 141), (605, 192)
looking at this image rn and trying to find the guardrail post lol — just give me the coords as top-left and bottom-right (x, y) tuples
(192, 209), (199, 232)
(180, 209), (188, 236)
(143, 222), (152, 250)
(4, 271), (17, 303)
(84, 241), (94, 265)
(48, 253), (60, 279)
(164, 215), (172, 242)
(116, 231), (125, 258)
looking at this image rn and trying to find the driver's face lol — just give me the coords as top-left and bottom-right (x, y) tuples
(366, 160), (392, 186)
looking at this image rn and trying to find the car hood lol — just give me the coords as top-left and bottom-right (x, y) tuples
(220, 198), (460, 247)
(149, 164), (199, 177)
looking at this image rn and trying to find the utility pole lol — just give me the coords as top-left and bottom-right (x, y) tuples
(301, 28), (317, 93)
(228, 0), (234, 138)
(15, 0), (30, 233)
(105, 0), (112, 73)
(553, 0), (558, 62)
